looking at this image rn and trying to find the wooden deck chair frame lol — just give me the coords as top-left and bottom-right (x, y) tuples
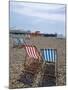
(14, 44), (46, 86)
(23, 45), (45, 86)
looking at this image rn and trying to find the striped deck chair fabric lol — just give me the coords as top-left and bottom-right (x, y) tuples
(41, 48), (57, 62)
(13, 38), (19, 45)
(13, 38), (24, 46)
(25, 45), (41, 60)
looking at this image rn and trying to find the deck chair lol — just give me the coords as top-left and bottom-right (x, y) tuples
(18, 45), (45, 86)
(13, 38), (25, 48)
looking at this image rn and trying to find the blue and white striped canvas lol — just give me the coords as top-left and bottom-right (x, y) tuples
(13, 38), (24, 46)
(41, 49), (57, 62)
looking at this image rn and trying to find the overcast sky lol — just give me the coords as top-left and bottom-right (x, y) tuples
(10, 1), (66, 36)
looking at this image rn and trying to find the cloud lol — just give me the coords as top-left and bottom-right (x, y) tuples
(10, 2), (65, 11)
(10, 2), (65, 22)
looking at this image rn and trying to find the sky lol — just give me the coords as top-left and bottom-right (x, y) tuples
(10, 1), (66, 36)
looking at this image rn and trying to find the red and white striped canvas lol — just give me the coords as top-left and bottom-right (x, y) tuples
(25, 45), (40, 59)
